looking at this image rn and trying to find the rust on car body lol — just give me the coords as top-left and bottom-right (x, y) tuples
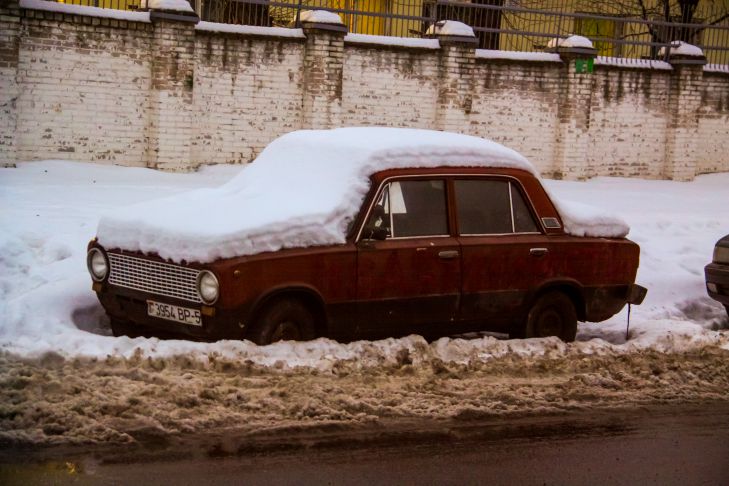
(89, 166), (643, 344)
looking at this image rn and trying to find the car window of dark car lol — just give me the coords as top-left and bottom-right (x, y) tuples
(511, 183), (539, 233)
(454, 179), (540, 235)
(365, 180), (448, 238)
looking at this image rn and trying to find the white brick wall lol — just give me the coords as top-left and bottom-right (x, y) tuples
(14, 17), (151, 166)
(586, 68), (671, 179)
(470, 61), (562, 177)
(342, 44), (439, 129)
(2, 5), (729, 179)
(193, 35), (305, 165)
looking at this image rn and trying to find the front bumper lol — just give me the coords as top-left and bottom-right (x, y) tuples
(705, 262), (729, 306)
(96, 284), (242, 340)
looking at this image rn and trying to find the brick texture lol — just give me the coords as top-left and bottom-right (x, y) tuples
(2, 3), (729, 179)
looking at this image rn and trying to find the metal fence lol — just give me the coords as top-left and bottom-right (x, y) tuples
(41, 0), (729, 66)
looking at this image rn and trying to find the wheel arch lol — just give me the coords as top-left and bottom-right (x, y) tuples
(527, 279), (587, 322)
(247, 285), (329, 339)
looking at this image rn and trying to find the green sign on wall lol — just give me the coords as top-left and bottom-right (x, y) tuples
(575, 58), (594, 74)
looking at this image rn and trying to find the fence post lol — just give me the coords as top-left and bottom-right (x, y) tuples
(428, 21), (477, 133)
(147, 1), (199, 171)
(664, 44), (707, 181)
(0, 0), (21, 167)
(549, 38), (597, 180)
(300, 13), (348, 129)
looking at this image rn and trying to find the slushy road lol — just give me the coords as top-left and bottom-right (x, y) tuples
(3, 402), (729, 485)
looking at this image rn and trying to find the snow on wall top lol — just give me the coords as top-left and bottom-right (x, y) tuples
(19, 0), (151, 22)
(345, 33), (440, 49)
(195, 21), (306, 38)
(547, 35), (594, 49)
(96, 128), (535, 263)
(146, 0), (194, 12)
(475, 49), (562, 62)
(426, 20), (475, 37)
(299, 9), (343, 24)
(659, 41), (704, 57)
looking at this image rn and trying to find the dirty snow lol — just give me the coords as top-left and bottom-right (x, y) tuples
(96, 128), (535, 263)
(1, 160), (728, 445)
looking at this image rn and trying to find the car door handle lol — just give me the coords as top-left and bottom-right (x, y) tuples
(438, 250), (460, 260)
(530, 247), (549, 257)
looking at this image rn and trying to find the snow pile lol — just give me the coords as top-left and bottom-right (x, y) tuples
(426, 20), (475, 37)
(96, 128), (534, 263)
(299, 10), (343, 24)
(548, 35), (594, 49)
(660, 41), (704, 57)
(553, 198), (630, 238)
(1, 161), (728, 367)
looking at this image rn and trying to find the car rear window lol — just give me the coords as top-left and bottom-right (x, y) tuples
(455, 179), (539, 235)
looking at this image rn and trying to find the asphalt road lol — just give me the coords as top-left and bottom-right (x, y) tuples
(2, 402), (729, 485)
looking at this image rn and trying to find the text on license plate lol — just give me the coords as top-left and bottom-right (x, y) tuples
(147, 300), (202, 326)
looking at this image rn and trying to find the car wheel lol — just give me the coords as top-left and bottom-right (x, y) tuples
(248, 299), (316, 345)
(110, 319), (147, 338)
(523, 291), (578, 342)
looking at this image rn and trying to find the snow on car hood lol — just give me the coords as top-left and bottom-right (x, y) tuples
(96, 128), (536, 263)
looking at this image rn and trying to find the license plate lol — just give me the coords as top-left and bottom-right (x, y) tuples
(147, 300), (202, 327)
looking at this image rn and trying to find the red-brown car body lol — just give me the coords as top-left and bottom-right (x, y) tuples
(89, 166), (642, 342)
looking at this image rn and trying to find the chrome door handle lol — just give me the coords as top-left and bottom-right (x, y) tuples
(530, 247), (549, 257)
(438, 250), (460, 260)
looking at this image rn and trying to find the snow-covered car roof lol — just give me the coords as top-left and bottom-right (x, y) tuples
(97, 128), (537, 263)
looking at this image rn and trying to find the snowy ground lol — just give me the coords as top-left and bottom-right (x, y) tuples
(1, 161), (728, 445)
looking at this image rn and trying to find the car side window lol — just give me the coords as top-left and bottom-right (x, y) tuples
(512, 183), (539, 233)
(364, 180), (448, 239)
(454, 179), (540, 235)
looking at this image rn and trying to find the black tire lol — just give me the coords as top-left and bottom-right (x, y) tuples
(110, 318), (148, 338)
(522, 291), (578, 342)
(248, 299), (317, 345)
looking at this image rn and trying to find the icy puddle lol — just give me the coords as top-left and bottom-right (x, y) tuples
(1, 333), (728, 446)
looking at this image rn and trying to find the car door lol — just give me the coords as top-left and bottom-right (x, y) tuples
(454, 177), (550, 331)
(356, 178), (461, 338)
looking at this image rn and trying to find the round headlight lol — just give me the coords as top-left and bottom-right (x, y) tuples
(198, 271), (219, 305)
(87, 248), (108, 281)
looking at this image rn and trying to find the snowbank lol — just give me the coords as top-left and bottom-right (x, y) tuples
(1, 160), (727, 368)
(96, 128), (535, 263)
(659, 41), (704, 57)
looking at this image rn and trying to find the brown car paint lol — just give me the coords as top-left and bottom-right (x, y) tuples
(90, 166), (641, 342)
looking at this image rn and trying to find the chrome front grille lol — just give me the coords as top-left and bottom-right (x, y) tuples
(108, 253), (201, 303)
